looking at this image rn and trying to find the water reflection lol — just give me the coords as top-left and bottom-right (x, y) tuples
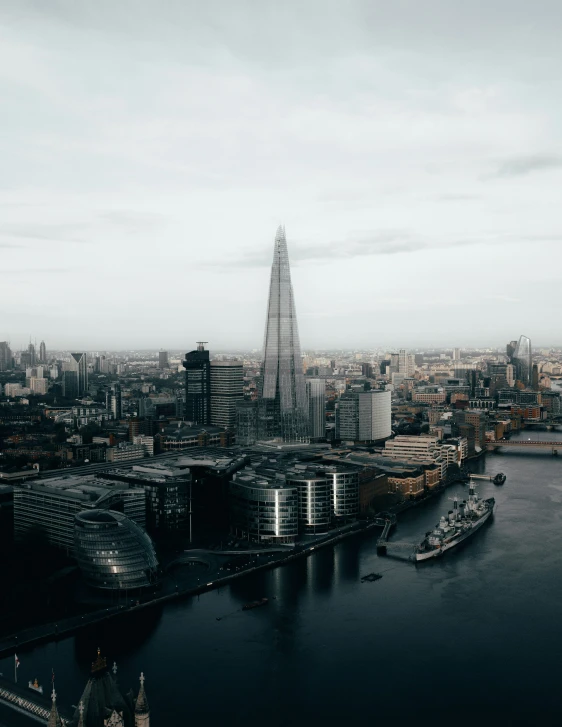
(73, 604), (163, 670)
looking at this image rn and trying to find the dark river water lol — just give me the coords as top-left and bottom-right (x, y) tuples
(3, 428), (562, 727)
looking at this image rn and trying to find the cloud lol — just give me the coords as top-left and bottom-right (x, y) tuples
(0, 223), (89, 244)
(490, 155), (562, 178)
(4, 268), (74, 274)
(194, 230), (562, 271)
(98, 210), (168, 231)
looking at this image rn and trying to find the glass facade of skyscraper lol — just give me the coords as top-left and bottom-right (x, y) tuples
(259, 226), (308, 442)
(513, 335), (532, 386)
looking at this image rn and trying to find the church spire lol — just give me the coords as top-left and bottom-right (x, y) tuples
(134, 672), (150, 727)
(77, 701), (85, 727)
(47, 688), (63, 727)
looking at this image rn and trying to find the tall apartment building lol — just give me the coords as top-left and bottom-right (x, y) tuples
(183, 342), (211, 424)
(306, 378), (326, 440)
(210, 360), (244, 428)
(398, 349), (415, 377)
(336, 389), (392, 443)
(453, 348), (461, 361)
(106, 382), (122, 420)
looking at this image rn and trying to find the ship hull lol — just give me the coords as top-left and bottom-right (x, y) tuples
(414, 503), (494, 562)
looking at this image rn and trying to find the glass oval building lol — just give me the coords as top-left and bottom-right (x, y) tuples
(74, 509), (159, 591)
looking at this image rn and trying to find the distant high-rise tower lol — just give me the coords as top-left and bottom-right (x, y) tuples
(258, 226), (308, 442)
(398, 349), (415, 377)
(453, 347), (461, 361)
(69, 352), (88, 396)
(0, 342), (12, 371)
(28, 342), (36, 366)
(182, 342), (211, 424)
(513, 335), (532, 387)
(39, 341), (47, 363)
(107, 382), (122, 420)
(158, 350), (169, 369)
(210, 360), (244, 428)
(306, 378), (326, 441)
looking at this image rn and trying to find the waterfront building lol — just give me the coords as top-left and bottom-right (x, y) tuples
(513, 335), (532, 386)
(336, 389), (391, 443)
(183, 342), (211, 424)
(158, 350), (169, 369)
(13, 476), (146, 553)
(306, 378), (326, 441)
(74, 509), (159, 591)
(104, 463), (190, 531)
(230, 471), (298, 544)
(258, 226), (309, 442)
(210, 360), (244, 429)
(69, 352), (88, 396)
(285, 469), (332, 534)
(319, 466), (360, 521)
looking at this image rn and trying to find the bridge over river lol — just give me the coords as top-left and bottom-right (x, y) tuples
(486, 440), (561, 454)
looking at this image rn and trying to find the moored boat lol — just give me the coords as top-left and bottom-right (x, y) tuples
(242, 597), (269, 610)
(413, 481), (494, 562)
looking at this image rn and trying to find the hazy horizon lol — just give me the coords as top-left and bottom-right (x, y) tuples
(2, 1), (561, 349)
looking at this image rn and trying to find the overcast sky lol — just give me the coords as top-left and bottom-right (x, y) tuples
(1, 1), (561, 351)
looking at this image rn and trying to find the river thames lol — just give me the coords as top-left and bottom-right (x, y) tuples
(2, 428), (562, 726)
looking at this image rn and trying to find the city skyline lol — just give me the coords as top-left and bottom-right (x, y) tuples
(2, 2), (562, 348)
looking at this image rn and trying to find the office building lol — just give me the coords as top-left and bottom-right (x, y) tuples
(39, 340), (47, 363)
(321, 466), (360, 521)
(512, 335), (532, 386)
(230, 472), (298, 544)
(236, 400), (258, 445)
(0, 342), (12, 371)
(13, 476), (146, 553)
(453, 348), (461, 361)
(183, 342), (211, 424)
(104, 463), (191, 532)
(336, 389), (392, 443)
(306, 378), (326, 441)
(285, 469), (332, 534)
(107, 442), (146, 462)
(62, 370), (79, 399)
(258, 226), (309, 442)
(158, 350), (169, 369)
(69, 352), (88, 396)
(210, 360), (244, 428)
(74, 509), (159, 591)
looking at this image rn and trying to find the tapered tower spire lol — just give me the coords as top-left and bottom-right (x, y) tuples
(258, 225), (308, 442)
(135, 672), (150, 727)
(47, 688), (63, 727)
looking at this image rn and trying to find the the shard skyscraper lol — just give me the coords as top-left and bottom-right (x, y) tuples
(258, 226), (309, 442)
